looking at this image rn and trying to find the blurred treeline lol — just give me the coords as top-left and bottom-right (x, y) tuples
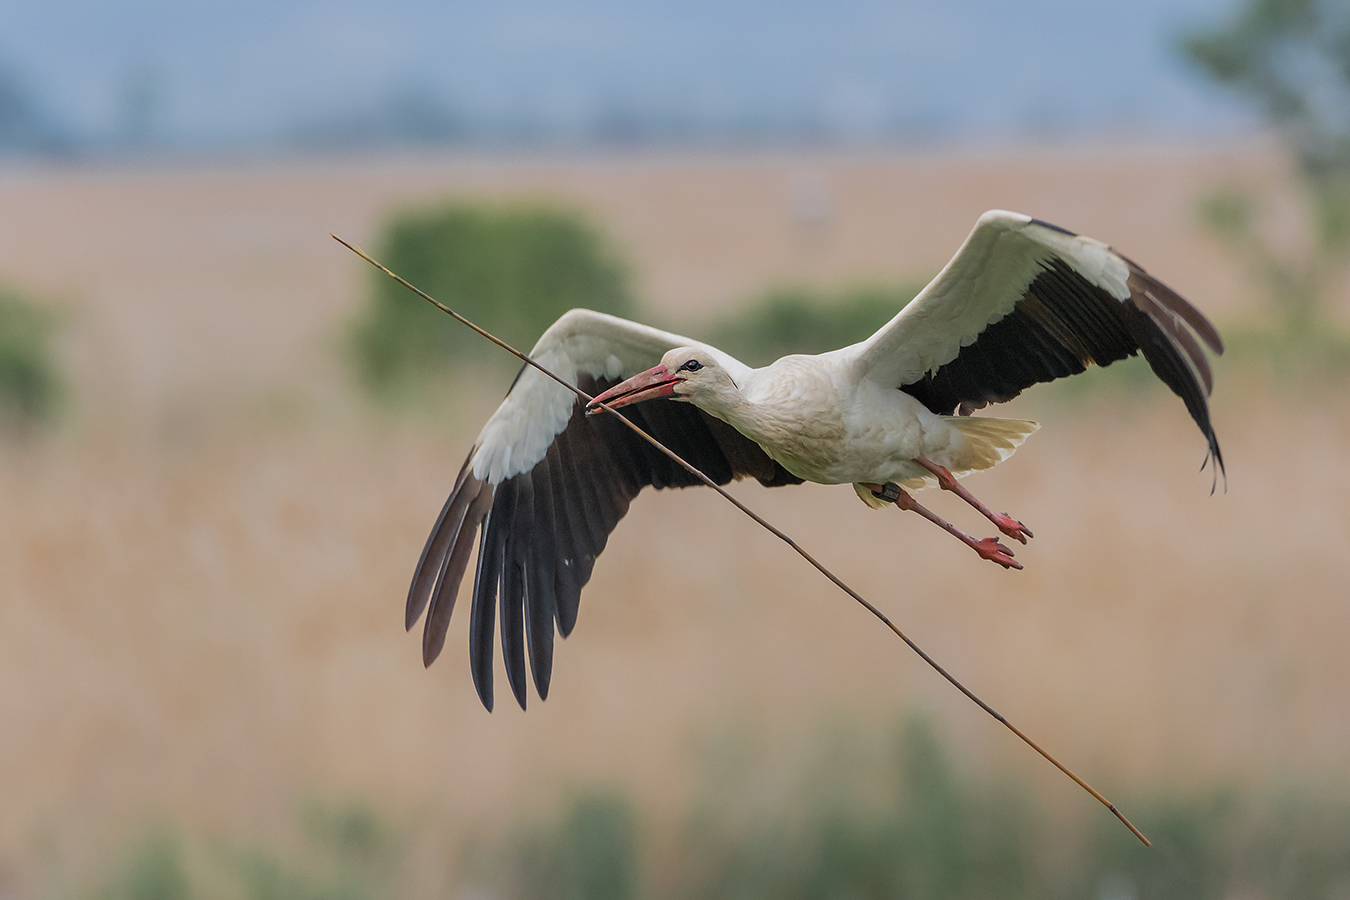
(7, 0), (1350, 435)
(76, 718), (1350, 900)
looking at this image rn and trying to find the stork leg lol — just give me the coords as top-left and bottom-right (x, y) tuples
(863, 482), (1021, 570)
(913, 457), (1033, 544)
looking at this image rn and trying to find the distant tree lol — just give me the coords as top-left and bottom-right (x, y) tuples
(1182, 0), (1350, 334)
(348, 203), (634, 395)
(0, 284), (62, 426)
(1184, 0), (1350, 178)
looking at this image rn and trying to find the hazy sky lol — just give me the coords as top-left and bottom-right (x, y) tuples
(1, 0), (1254, 146)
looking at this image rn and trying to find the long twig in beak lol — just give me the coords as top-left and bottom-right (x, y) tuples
(332, 232), (1151, 847)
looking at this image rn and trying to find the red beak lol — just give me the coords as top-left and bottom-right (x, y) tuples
(585, 364), (681, 415)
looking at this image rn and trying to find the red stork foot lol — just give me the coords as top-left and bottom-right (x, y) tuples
(974, 537), (1022, 570)
(991, 512), (1033, 544)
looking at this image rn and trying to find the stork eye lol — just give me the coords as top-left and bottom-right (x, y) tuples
(679, 359), (703, 372)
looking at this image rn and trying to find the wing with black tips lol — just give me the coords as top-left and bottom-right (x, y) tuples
(853, 211), (1224, 478)
(406, 310), (802, 712)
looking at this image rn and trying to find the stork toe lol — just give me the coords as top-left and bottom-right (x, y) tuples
(991, 512), (1033, 544)
(974, 537), (1022, 570)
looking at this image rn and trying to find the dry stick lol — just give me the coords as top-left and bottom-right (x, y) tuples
(332, 233), (1151, 847)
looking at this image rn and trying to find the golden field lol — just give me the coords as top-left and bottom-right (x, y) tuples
(0, 145), (1347, 894)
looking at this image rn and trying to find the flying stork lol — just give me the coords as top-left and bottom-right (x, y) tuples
(406, 210), (1223, 711)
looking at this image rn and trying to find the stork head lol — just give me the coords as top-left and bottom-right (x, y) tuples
(585, 347), (739, 415)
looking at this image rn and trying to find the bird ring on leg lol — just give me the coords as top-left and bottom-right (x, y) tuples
(871, 482), (904, 504)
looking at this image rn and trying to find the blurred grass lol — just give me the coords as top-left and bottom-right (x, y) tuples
(73, 721), (1350, 900)
(1218, 320), (1350, 382)
(10, 152), (1350, 900)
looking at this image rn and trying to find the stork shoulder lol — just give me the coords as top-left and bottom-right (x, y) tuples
(470, 309), (720, 483)
(850, 210), (1136, 388)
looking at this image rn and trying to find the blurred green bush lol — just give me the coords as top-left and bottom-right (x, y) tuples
(512, 791), (639, 900)
(675, 717), (1036, 900)
(233, 800), (397, 900)
(515, 719), (1350, 900)
(96, 830), (190, 900)
(0, 283), (62, 426)
(708, 281), (927, 367)
(90, 802), (398, 900)
(70, 721), (1350, 900)
(348, 202), (634, 395)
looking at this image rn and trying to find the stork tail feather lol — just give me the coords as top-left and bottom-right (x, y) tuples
(945, 415), (1040, 473)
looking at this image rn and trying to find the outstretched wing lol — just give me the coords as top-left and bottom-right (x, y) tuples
(851, 210), (1224, 475)
(406, 309), (802, 712)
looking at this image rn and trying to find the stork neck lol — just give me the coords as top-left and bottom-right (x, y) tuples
(694, 374), (772, 442)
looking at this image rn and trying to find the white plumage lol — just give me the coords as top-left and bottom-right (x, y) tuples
(469, 313), (744, 483)
(406, 210), (1224, 711)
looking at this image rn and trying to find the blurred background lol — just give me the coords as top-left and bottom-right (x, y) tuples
(3, 1), (1350, 898)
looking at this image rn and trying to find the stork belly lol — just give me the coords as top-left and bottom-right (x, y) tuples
(759, 435), (933, 486)
(727, 368), (951, 485)
(766, 449), (930, 486)
(750, 404), (958, 485)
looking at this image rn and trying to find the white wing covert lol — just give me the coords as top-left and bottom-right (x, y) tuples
(852, 211), (1223, 475)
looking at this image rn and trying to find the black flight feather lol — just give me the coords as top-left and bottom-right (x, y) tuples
(900, 256), (1223, 482)
(407, 371), (801, 712)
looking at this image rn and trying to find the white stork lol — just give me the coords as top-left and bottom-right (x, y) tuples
(406, 210), (1223, 711)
